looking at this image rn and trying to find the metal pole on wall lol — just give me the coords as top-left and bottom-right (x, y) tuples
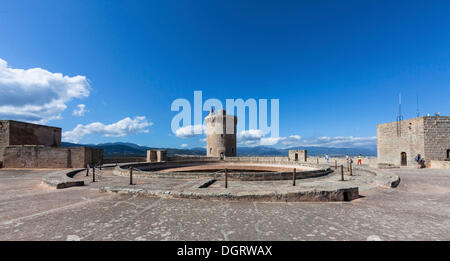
(292, 168), (296, 186)
(129, 167), (133, 185)
(92, 167), (96, 182)
(225, 168), (228, 189)
(340, 165), (344, 181)
(335, 160), (337, 170)
(349, 162), (352, 176)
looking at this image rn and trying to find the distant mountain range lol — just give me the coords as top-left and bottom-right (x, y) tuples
(62, 142), (376, 158)
(237, 146), (376, 157)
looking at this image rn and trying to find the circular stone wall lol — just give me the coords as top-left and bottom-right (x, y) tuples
(113, 161), (333, 181)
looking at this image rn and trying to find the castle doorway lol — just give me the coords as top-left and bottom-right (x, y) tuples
(401, 152), (407, 166)
(447, 149), (450, 159)
(295, 153), (298, 161)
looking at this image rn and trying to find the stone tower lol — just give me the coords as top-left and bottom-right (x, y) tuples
(204, 109), (237, 158)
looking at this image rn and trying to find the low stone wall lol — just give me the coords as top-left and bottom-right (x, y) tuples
(225, 155), (379, 168)
(226, 156), (289, 163)
(114, 165), (332, 181)
(101, 185), (359, 202)
(103, 157), (146, 164)
(114, 159), (332, 181)
(168, 155), (219, 162)
(429, 160), (450, 169)
(2, 145), (103, 168)
(310, 156), (378, 168)
(42, 168), (85, 189)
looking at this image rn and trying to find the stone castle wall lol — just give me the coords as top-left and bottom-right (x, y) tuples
(0, 120), (62, 164)
(0, 121), (8, 163)
(377, 117), (425, 166)
(147, 150), (157, 162)
(0, 120), (61, 147)
(146, 150), (167, 162)
(288, 150), (307, 162)
(2, 146), (103, 168)
(377, 116), (450, 166)
(423, 116), (450, 161)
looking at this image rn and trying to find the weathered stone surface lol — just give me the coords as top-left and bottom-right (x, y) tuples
(101, 185), (359, 202)
(1, 167), (444, 240)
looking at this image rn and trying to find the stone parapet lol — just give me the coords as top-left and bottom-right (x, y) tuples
(2, 145), (103, 168)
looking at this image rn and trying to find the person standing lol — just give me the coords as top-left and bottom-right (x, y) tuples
(325, 154), (329, 163)
(345, 154), (350, 169)
(357, 154), (362, 165)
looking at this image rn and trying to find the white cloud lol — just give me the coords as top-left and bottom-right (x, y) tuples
(237, 129), (376, 148)
(238, 129), (264, 140)
(260, 137), (286, 146)
(180, 144), (188, 148)
(62, 116), (152, 143)
(72, 104), (88, 117)
(175, 124), (205, 138)
(299, 136), (377, 148)
(0, 58), (90, 123)
(237, 129), (284, 146)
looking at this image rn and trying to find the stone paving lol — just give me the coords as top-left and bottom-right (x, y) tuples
(0, 168), (449, 240)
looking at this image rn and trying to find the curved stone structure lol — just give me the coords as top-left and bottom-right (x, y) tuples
(113, 161), (332, 181)
(42, 168), (85, 189)
(204, 109), (237, 158)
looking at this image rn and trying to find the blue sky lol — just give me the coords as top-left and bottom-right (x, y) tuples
(1, 0), (450, 149)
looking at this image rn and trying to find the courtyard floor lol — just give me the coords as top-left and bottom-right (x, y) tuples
(0, 167), (449, 240)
